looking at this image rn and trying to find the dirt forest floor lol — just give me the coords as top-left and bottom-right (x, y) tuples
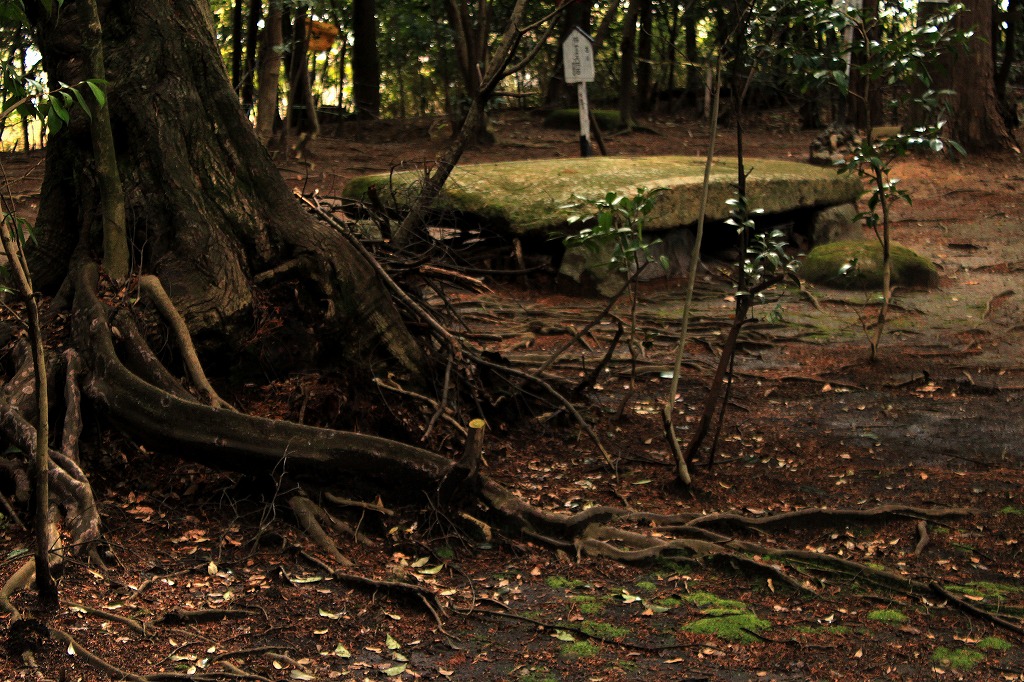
(2, 109), (1024, 681)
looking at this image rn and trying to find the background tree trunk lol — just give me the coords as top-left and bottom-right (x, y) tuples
(241, 0), (261, 114)
(619, 0), (640, 128)
(352, 0), (381, 119)
(27, 0), (423, 374)
(256, 0), (283, 143)
(945, 0), (1017, 149)
(231, 0), (244, 90)
(636, 0), (653, 113)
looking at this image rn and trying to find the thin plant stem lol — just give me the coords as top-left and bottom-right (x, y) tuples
(662, 56), (722, 486)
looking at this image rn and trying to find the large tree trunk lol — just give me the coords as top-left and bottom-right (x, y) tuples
(27, 0), (423, 374)
(945, 0), (1017, 150)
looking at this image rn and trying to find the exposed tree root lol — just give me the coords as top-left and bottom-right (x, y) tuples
(930, 583), (1024, 639)
(156, 608), (259, 625)
(288, 494), (355, 566)
(47, 627), (147, 681)
(138, 275), (235, 411)
(0, 559), (35, 620)
(68, 601), (148, 635)
(0, 260), (1011, 681)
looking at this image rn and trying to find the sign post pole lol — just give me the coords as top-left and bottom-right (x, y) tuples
(562, 27), (595, 158)
(577, 82), (592, 157)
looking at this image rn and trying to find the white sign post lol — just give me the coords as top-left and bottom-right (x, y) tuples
(563, 27), (595, 157)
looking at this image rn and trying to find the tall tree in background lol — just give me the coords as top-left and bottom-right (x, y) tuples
(943, 0), (1017, 149)
(636, 0), (653, 112)
(241, 0), (261, 113)
(619, 0), (640, 127)
(256, 0), (283, 142)
(352, 0), (381, 118)
(994, 0), (1020, 127)
(231, 0), (244, 89)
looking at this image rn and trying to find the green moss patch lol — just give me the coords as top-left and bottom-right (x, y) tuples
(560, 639), (601, 659)
(977, 636), (1012, 652)
(680, 591), (771, 643)
(932, 646), (985, 671)
(683, 613), (772, 643)
(866, 608), (908, 625)
(570, 595), (605, 615)
(802, 240), (938, 289)
(683, 591), (749, 615)
(343, 156), (862, 237)
(546, 576), (587, 590)
(543, 108), (624, 131)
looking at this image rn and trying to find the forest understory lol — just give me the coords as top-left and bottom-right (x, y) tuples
(1, 109), (1023, 681)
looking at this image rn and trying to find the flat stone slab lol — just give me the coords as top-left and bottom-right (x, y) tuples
(343, 156), (863, 236)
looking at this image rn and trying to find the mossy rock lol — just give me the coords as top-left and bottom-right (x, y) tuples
(543, 108), (624, 131)
(802, 240), (938, 289)
(343, 156), (863, 238)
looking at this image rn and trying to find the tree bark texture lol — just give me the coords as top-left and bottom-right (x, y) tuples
(636, 0), (653, 113)
(619, 0), (639, 128)
(352, 0), (381, 118)
(255, 0), (281, 141)
(27, 0), (423, 373)
(241, 0), (261, 113)
(946, 0), (1017, 149)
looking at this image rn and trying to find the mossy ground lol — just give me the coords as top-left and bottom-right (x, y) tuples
(932, 646), (985, 671)
(866, 608), (909, 625)
(560, 640), (601, 659)
(680, 591), (772, 643)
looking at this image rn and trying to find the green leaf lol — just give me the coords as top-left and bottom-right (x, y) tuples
(70, 87), (92, 119)
(386, 634), (401, 650)
(552, 630), (575, 642)
(86, 80), (107, 107)
(332, 643), (351, 658)
(50, 96), (69, 124)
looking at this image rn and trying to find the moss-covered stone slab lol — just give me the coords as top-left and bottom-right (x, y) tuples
(342, 156), (862, 237)
(802, 240), (939, 289)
